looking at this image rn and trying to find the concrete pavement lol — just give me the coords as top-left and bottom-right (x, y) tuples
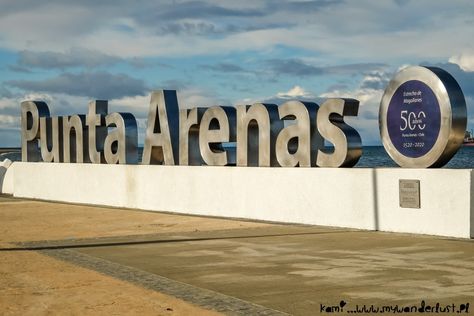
(1, 195), (473, 315)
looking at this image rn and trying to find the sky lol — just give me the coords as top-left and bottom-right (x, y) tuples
(0, 0), (473, 146)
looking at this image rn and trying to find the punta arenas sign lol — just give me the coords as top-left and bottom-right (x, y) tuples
(21, 66), (467, 168)
(22, 95), (362, 167)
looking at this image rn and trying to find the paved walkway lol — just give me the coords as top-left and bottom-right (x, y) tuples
(1, 195), (473, 315)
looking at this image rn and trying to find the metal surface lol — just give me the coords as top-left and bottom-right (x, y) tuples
(62, 115), (88, 163)
(316, 98), (362, 167)
(275, 100), (321, 167)
(104, 112), (138, 164)
(236, 103), (283, 167)
(21, 101), (50, 162)
(142, 90), (179, 165)
(19, 90), (364, 168)
(399, 179), (421, 208)
(199, 106), (236, 166)
(40, 116), (63, 162)
(379, 66), (467, 168)
(86, 100), (108, 164)
(179, 108), (206, 166)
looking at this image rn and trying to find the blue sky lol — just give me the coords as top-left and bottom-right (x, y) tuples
(0, 0), (473, 146)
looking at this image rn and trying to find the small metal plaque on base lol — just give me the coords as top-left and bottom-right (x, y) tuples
(399, 179), (420, 208)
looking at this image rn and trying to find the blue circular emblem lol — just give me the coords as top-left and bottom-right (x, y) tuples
(386, 80), (441, 158)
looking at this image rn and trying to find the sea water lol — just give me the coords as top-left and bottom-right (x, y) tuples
(356, 146), (474, 168)
(136, 146), (474, 168)
(3, 146), (474, 168)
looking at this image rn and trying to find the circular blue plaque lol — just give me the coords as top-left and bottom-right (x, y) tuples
(379, 66), (467, 168)
(386, 80), (441, 158)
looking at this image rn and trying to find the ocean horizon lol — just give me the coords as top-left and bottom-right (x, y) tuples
(2, 145), (474, 169)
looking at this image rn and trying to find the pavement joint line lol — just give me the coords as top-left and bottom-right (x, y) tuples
(3, 229), (354, 251)
(39, 248), (290, 316)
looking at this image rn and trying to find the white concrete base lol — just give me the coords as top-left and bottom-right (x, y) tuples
(10, 162), (474, 238)
(0, 159), (13, 194)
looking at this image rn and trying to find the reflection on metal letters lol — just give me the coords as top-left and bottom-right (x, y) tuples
(19, 91), (361, 167)
(236, 103), (283, 167)
(86, 100), (108, 164)
(316, 98), (362, 167)
(179, 108), (206, 166)
(104, 113), (138, 164)
(63, 115), (87, 163)
(275, 101), (320, 167)
(21, 101), (50, 162)
(40, 117), (63, 162)
(142, 90), (179, 165)
(199, 106), (236, 166)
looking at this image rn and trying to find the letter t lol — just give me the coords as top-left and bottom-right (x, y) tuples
(86, 100), (108, 163)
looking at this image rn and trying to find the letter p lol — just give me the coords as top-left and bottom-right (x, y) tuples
(21, 101), (50, 162)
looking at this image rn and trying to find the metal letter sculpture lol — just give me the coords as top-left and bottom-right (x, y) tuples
(379, 66), (467, 168)
(199, 106), (236, 166)
(104, 112), (138, 164)
(21, 101), (138, 164)
(142, 90), (179, 165)
(275, 100), (322, 167)
(62, 115), (88, 163)
(317, 98), (362, 167)
(86, 100), (108, 163)
(179, 107), (206, 166)
(236, 103), (283, 167)
(40, 116), (63, 162)
(21, 101), (50, 162)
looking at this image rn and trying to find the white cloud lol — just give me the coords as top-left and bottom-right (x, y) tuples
(176, 87), (227, 109)
(277, 85), (312, 98)
(449, 52), (474, 72)
(320, 73), (390, 145)
(110, 87), (226, 145)
(0, 1), (472, 61)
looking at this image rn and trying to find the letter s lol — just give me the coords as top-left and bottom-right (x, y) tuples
(316, 98), (362, 167)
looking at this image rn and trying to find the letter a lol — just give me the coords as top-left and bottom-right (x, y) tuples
(142, 90), (179, 165)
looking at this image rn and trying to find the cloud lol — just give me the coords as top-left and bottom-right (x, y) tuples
(0, 86), (13, 98)
(393, 0), (410, 5)
(449, 52), (474, 72)
(234, 85), (320, 106)
(7, 71), (148, 99)
(320, 72), (392, 145)
(277, 85), (313, 98)
(156, 21), (294, 36)
(427, 63), (474, 100)
(266, 59), (324, 76)
(157, 21), (219, 36)
(265, 59), (388, 77)
(359, 71), (392, 90)
(143, 1), (264, 21)
(270, 0), (344, 13)
(108, 87), (227, 144)
(202, 62), (248, 73)
(0, 0), (471, 61)
(8, 64), (33, 73)
(16, 48), (120, 69)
